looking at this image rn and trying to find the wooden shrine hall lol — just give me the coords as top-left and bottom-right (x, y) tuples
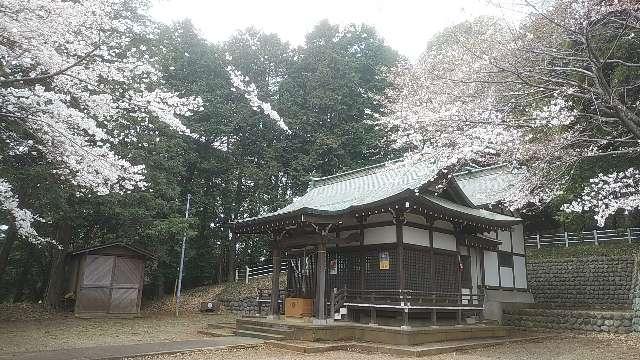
(232, 160), (533, 327)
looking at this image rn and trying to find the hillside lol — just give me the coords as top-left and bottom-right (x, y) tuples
(143, 275), (286, 313)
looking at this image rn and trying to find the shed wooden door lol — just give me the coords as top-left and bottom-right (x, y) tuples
(76, 255), (143, 314)
(76, 255), (114, 313)
(109, 257), (143, 314)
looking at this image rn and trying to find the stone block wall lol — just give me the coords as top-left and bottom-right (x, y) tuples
(527, 256), (635, 308)
(220, 297), (261, 316)
(503, 308), (634, 334)
(632, 255), (640, 332)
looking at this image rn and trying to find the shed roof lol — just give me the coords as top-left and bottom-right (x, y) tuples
(234, 159), (521, 232)
(70, 242), (155, 259)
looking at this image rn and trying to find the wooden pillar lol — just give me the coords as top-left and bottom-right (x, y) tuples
(428, 228), (435, 292)
(270, 239), (281, 318)
(358, 216), (366, 291)
(316, 237), (327, 322)
(395, 210), (406, 291)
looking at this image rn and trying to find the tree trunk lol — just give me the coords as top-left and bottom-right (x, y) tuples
(153, 267), (165, 299)
(45, 221), (72, 309)
(13, 242), (35, 302)
(613, 100), (640, 139)
(217, 250), (224, 284)
(0, 224), (17, 282)
(228, 231), (237, 283)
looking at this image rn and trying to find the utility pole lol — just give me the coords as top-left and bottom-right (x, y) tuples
(175, 193), (191, 316)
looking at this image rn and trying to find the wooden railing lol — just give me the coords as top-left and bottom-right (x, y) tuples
(235, 260), (288, 283)
(343, 289), (484, 307)
(525, 227), (640, 248)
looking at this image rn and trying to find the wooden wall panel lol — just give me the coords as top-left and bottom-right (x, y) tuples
(76, 287), (110, 313)
(109, 288), (138, 313)
(82, 255), (114, 286)
(113, 257), (141, 286)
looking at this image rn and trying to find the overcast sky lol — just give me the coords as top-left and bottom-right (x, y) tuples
(150, 0), (523, 61)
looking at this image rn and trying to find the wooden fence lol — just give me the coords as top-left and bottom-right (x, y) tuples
(525, 227), (640, 248)
(235, 260), (288, 284)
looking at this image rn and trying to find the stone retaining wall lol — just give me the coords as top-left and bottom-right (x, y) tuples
(503, 308), (634, 334)
(527, 256), (635, 308)
(220, 297), (262, 316)
(632, 255), (640, 332)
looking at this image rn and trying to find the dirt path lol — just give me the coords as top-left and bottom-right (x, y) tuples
(0, 313), (232, 353)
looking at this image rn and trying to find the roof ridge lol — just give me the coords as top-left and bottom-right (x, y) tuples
(310, 158), (403, 188)
(453, 163), (510, 177)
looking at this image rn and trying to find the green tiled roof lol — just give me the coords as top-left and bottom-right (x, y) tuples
(235, 159), (521, 231)
(453, 164), (524, 207)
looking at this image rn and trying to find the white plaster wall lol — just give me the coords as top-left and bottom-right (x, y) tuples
(513, 255), (527, 289)
(511, 224), (525, 254)
(363, 226), (396, 245)
(403, 227), (429, 246)
(433, 232), (457, 251)
(500, 267), (514, 288)
(497, 230), (512, 252)
(484, 251), (500, 287)
(433, 220), (454, 231)
(405, 213), (426, 224)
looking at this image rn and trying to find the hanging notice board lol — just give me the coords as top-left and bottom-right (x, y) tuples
(379, 251), (390, 270)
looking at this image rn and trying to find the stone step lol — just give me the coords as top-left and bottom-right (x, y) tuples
(235, 329), (287, 341)
(236, 318), (291, 329)
(237, 324), (293, 336)
(197, 329), (235, 337)
(207, 322), (237, 330)
(266, 334), (553, 356)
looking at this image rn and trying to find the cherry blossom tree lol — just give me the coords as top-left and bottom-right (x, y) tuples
(381, 0), (640, 225)
(0, 0), (202, 243)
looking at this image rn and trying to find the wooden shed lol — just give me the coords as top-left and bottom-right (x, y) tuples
(65, 243), (154, 317)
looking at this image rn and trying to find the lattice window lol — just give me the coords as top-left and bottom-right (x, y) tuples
(363, 248), (397, 290)
(404, 247), (431, 291)
(327, 248), (361, 291)
(432, 252), (460, 293)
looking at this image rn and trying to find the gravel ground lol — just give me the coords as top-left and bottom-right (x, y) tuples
(0, 312), (233, 353)
(132, 332), (640, 360)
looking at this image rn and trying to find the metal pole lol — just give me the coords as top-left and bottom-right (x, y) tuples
(628, 228), (632, 244)
(176, 193), (191, 316)
(564, 232), (569, 248)
(593, 230), (598, 246)
(536, 233), (541, 249)
(245, 265), (250, 284)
